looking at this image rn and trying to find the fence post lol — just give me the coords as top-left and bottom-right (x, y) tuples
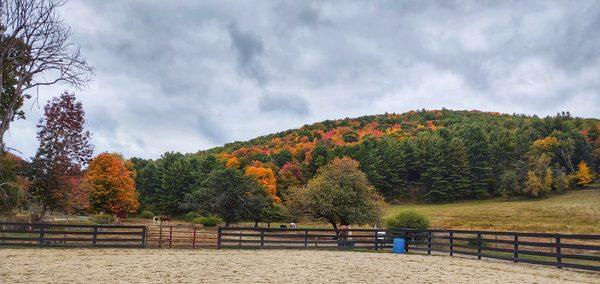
(476, 233), (482, 259)
(304, 230), (308, 247)
(260, 228), (265, 247)
(92, 226), (98, 247)
(168, 225), (173, 248)
(216, 226), (222, 249)
(427, 231), (432, 255)
(192, 227), (197, 249)
(513, 234), (518, 262)
(404, 229), (409, 253)
(449, 232), (453, 256)
(158, 224), (163, 248)
(556, 236), (562, 268)
(141, 226), (147, 248)
(374, 230), (378, 250)
(38, 223), (45, 248)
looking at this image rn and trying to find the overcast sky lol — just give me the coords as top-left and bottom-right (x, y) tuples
(5, 0), (600, 159)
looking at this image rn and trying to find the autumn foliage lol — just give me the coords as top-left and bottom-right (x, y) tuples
(245, 162), (280, 203)
(132, 110), (600, 217)
(29, 93), (93, 216)
(225, 156), (240, 168)
(576, 161), (593, 187)
(84, 153), (139, 214)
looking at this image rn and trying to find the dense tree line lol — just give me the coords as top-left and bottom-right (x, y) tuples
(2, 108), (598, 226)
(130, 110), (599, 220)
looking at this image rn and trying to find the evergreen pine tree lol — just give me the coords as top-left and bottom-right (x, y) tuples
(445, 138), (471, 200)
(461, 124), (493, 198)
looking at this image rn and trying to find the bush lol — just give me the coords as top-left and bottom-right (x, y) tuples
(385, 210), (429, 230)
(92, 213), (114, 224)
(138, 210), (155, 219)
(78, 219), (94, 225)
(192, 216), (222, 227)
(184, 211), (202, 222)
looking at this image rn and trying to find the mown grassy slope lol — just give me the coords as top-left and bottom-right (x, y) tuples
(387, 185), (600, 234)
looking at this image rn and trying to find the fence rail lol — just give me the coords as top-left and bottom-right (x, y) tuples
(393, 228), (600, 272)
(2, 222), (599, 272)
(218, 227), (392, 250)
(0, 222), (146, 248)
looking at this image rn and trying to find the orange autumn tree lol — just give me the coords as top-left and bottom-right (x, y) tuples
(245, 162), (280, 203)
(225, 156), (240, 168)
(84, 153), (139, 215)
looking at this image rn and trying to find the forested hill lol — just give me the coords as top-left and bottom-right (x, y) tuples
(134, 109), (600, 214)
(203, 109), (599, 156)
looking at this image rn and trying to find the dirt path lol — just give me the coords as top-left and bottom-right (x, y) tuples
(0, 248), (597, 283)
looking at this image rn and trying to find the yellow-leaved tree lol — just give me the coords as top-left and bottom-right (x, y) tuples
(245, 162), (280, 203)
(84, 153), (139, 215)
(524, 171), (544, 197)
(225, 156), (240, 168)
(575, 161), (593, 187)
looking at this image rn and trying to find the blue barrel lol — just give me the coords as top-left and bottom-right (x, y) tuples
(393, 238), (405, 254)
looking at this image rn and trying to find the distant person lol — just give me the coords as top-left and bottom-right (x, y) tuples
(290, 222), (297, 229)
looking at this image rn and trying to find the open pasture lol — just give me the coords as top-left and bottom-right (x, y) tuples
(389, 188), (600, 234)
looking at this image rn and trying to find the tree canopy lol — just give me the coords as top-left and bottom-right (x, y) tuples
(184, 167), (272, 226)
(84, 153), (139, 215)
(28, 92), (93, 216)
(288, 157), (385, 228)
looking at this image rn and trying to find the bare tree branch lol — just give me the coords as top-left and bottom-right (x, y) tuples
(0, 0), (94, 151)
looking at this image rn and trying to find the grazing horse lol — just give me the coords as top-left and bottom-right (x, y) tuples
(153, 215), (171, 225)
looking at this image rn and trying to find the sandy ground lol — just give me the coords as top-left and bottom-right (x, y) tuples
(0, 248), (597, 283)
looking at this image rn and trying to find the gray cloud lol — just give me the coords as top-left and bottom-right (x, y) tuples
(259, 93), (310, 117)
(5, 0), (600, 159)
(228, 24), (266, 84)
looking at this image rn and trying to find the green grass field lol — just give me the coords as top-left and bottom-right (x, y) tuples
(387, 185), (600, 234)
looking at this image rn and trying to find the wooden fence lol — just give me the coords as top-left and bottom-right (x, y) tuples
(2, 222), (599, 272)
(0, 222), (146, 248)
(394, 228), (600, 272)
(146, 224), (217, 249)
(218, 227), (392, 250)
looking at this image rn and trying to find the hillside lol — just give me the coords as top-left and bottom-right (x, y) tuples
(204, 109), (599, 156)
(134, 109), (600, 214)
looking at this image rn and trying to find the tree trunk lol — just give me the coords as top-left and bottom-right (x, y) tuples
(331, 222), (339, 239)
(39, 204), (47, 221)
(254, 221), (258, 227)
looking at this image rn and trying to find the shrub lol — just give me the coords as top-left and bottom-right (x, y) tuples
(138, 210), (155, 219)
(184, 211), (202, 222)
(78, 219), (94, 225)
(385, 210), (429, 230)
(192, 216), (222, 227)
(92, 213), (114, 224)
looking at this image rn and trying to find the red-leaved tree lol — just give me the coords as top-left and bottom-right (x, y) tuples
(29, 92), (93, 217)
